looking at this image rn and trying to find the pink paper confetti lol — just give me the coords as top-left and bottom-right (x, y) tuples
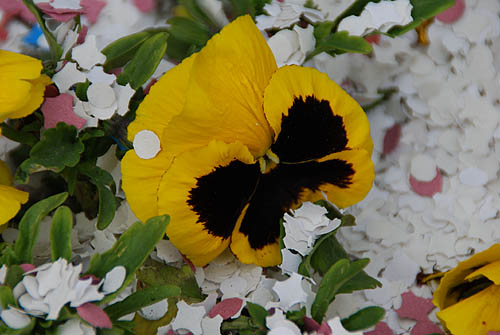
(436, 0), (465, 24)
(410, 320), (443, 335)
(36, 2), (84, 22)
(303, 316), (332, 335)
(365, 34), (381, 45)
(364, 322), (393, 335)
(488, 332), (500, 335)
(144, 78), (158, 95)
(207, 297), (243, 319)
(77, 25), (88, 44)
(19, 264), (36, 272)
(42, 93), (86, 129)
(133, 0), (155, 13)
(396, 291), (435, 322)
(80, 0), (106, 24)
(383, 123), (401, 154)
(80, 274), (101, 285)
(0, 0), (36, 23)
(77, 303), (112, 329)
(409, 168), (443, 197)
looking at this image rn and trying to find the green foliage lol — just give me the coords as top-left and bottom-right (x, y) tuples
(86, 215), (170, 303)
(167, 17), (210, 47)
(0, 286), (17, 309)
(311, 258), (370, 323)
(117, 32), (169, 90)
(102, 30), (155, 71)
(16, 123), (84, 184)
(309, 31), (373, 59)
(246, 302), (268, 329)
(75, 79), (91, 101)
(341, 306), (385, 331)
(50, 206), (73, 262)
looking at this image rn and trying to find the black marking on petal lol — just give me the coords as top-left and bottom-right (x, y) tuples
(188, 161), (260, 239)
(239, 158), (355, 249)
(271, 95), (348, 162)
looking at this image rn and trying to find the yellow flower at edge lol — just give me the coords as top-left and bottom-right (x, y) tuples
(433, 244), (500, 335)
(0, 49), (52, 132)
(121, 15), (374, 267)
(0, 160), (28, 227)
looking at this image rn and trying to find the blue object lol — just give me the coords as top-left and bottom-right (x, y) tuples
(23, 24), (44, 47)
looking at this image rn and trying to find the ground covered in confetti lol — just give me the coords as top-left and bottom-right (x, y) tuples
(0, 0), (497, 334)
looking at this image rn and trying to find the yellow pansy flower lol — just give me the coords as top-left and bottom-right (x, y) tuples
(121, 15), (374, 267)
(0, 49), (51, 127)
(433, 244), (500, 335)
(0, 160), (29, 226)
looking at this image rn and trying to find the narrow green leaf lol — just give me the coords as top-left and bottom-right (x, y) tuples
(105, 285), (181, 319)
(0, 286), (16, 309)
(311, 258), (370, 323)
(14, 192), (68, 264)
(167, 17), (210, 46)
(341, 306), (385, 331)
(79, 162), (116, 193)
(102, 30), (154, 71)
(96, 183), (117, 230)
(50, 206), (73, 262)
(86, 215), (169, 302)
(229, 0), (254, 17)
(4, 265), (24, 289)
(246, 302), (268, 329)
(330, 0), (374, 32)
(75, 79), (90, 101)
(313, 21), (335, 42)
(178, 0), (218, 28)
(117, 32), (169, 90)
(311, 31), (372, 59)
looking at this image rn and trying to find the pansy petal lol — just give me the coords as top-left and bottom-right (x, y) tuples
(0, 78), (32, 117)
(0, 185), (29, 225)
(437, 285), (500, 335)
(6, 75), (52, 120)
(0, 50), (44, 80)
(0, 160), (13, 186)
(264, 65), (372, 162)
(127, 53), (197, 141)
(121, 150), (172, 222)
(159, 140), (258, 266)
(465, 260), (500, 285)
(298, 149), (374, 208)
(162, 15), (276, 158)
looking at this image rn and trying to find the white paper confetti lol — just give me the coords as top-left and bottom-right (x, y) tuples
(72, 35), (106, 70)
(133, 130), (161, 159)
(171, 300), (206, 335)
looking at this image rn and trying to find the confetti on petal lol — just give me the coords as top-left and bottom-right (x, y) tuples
(409, 167), (442, 197)
(396, 291), (435, 321)
(208, 297), (243, 319)
(80, 0), (106, 23)
(133, 0), (155, 12)
(77, 303), (112, 329)
(133, 130), (161, 159)
(383, 123), (401, 154)
(36, 2), (83, 21)
(436, 0), (464, 24)
(364, 322), (393, 335)
(42, 93), (86, 129)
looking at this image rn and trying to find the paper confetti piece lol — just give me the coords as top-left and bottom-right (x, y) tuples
(396, 291), (435, 322)
(140, 299), (168, 320)
(172, 300), (206, 335)
(364, 322), (393, 335)
(19, 264), (36, 273)
(0, 0), (36, 23)
(72, 35), (106, 70)
(80, 0), (106, 23)
(410, 320), (443, 335)
(383, 123), (401, 154)
(133, 0), (155, 13)
(436, 0), (464, 24)
(365, 34), (381, 45)
(272, 273), (309, 309)
(77, 25), (88, 44)
(42, 94), (87, 129)
(133, 130), (161, 159)
(76, 303), (112, 329)
(409, 167), (442, 197)
(303, 317), (332, 335)
(208, 298), (243, 319)
(36, 2), (83, 22)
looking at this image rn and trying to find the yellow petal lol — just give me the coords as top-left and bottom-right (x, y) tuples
(0, 160), (13, 186)
(264, 65), (373, 161)
(437, 285), (500, 335)
(434, 244), (500, 309)
(6, 75), (51, 120)
(162, 15), (276, 158)
(127, 53), (197, 142)
(465, 260), (500, 285)
(0, 76), (32, 117)
(121, 149), (173, 222)
(159, 140), (257, 266)
(0, 184), (29, 226)
(230, 203), (282, 267)
(0, 50), (44, 80)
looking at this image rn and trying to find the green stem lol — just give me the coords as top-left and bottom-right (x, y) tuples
(22, 0), (62, 67)
(362, 87), (398, 112)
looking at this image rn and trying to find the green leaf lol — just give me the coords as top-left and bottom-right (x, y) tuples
(313, 21), (335, 42)
(252, 0), (272, 16)
(4, 265), (24, 289)
(167, 17), (210, 46)
(102, 30), (154, 71)
(330, 0), (374, 32)
(286, 307), (306, 328)
(117, 32), (169, 90)
(75, 79), (91, 101)
(178, 0), (218, 28)
(15, 123), (84, 184)
(50, 206), (73, 262)
(310, 31), (372, 59)
(79, 128), (106, 141)
(137, 260), (205, 302)
(341, 306), (385, 331)
(105, 285), (181, 319)
(311, 258), (369, 323)
(387, 0), (456, 36)
(0, 123), (38, 147)
(0, 286), (16, 309)
(86, 215), (169, 302)
(229, 0), (254, 17)
(14, 192), (68, 264)
(96, 183), (117, 230)
(246, 302), (268, 329)
(79, 163), (116, 193)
